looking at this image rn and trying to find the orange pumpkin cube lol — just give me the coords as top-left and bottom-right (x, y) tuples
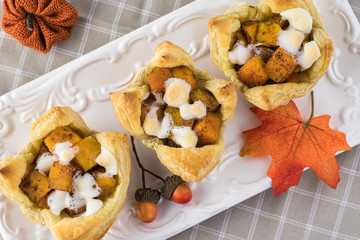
(265, 48), (298, 83)
(146, 67), (173, 93)
(238, 56), (269, 87)
(73, 137), (101, 172)
(19, 169), (52, 203)
(48, 161), (81, 193)
(44, 126), (82, 153)
(193, 112), (221, 146)
(171, 66), (197, 92)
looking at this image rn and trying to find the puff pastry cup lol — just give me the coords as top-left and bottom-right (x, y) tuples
(110, 41), (237, 182)
(208, 0), (333, 110)
(0, 106), (131, 240)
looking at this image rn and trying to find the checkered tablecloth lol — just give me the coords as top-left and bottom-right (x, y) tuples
(0, 0), (359, 239)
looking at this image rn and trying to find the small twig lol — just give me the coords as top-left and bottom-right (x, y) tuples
(308, 91), (314, 122)
(144, 168), (164, 182)
(305, 91), (315, 127)
(26, 13), (34, 31)
(130, 136), (164, 189)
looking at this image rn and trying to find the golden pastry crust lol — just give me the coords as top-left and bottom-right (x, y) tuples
(208, 0), (333, 110)
(0, 106), (131, 240)
(110, 41), (237, 182)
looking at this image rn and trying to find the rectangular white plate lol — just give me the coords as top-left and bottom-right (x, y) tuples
(0, 0), (360, 239)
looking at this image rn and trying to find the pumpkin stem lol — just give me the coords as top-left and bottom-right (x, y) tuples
(26, 13), (34, 31)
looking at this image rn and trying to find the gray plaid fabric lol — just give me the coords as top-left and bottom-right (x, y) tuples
(0, 0), (359, 240)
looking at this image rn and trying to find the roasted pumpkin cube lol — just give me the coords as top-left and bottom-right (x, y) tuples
(73, 137), (101, 172)
(19, 169), (52, 203)
(48, 161), (81, 193)
(146, 67), (173, 93)
(171, 66), (197, 92)
(241, 21), (258, 44)
(37, 191), (52, 208)
(193, 112), (221, 146)
(90, 168), (116, 198)
(44, 126), (82, 153)
(255, 22), (281, 47)
(140, 95), (165, 124)
(238, 56), (269, 87)
(190, 89), (220, 112)
(265, 48), (298, 83)
(165, 107), (194, 127)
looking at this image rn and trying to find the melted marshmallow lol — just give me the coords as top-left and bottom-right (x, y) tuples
(153, 92), (164, 104)
(143, 109), (171, 139)
(53, 142), (78, 165)
(66, 173), (102, 216)
(48, 174), (103, 216)
(157, 113), (171, 139)
(299, 41), (321, 70)
(143, 106), (161, 136)
(95, 147), (117, 177)
(48, 190), (69, 215)
(82, 199), (103, 217)
(76, 173), (101, 199)
(163, 78), (191, 107)
(277, 29), (305, 54)
(280, 8), (313, 33)
(229, 44), (254, 65)
(64, 192), (86, 212)
(36, 153), (56, 174)
(179, 101), (207, 120)
(171, 126), (198, 149)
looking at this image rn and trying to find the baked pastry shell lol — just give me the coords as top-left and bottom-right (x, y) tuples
(110, 41), (237, 182)
(0, 106), (131, 240)
(208, 0), (334, 111)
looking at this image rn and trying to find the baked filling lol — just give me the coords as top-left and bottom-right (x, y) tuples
(142, 66), (222, 148)
(229, 8), (321, 87)
(19, 126), (117, 216)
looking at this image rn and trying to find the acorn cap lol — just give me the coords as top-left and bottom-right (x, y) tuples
(135, 188), (161, 204)
(161, 175), (184, 200)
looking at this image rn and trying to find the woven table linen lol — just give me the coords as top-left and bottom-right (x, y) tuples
(0, 0), (360, 239)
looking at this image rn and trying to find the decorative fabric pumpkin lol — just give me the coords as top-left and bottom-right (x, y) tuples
(2, 0), (78, 53)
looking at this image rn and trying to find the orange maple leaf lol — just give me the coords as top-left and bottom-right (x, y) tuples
(240, 99), (352, 196)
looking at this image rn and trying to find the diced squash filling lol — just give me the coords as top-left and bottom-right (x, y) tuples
(238, 56), (269, 87)
(19, 169), (52, 203)
(144, 65), (222, 148)
(48, 161), (80, 193)
(19, 126), (117, 217)
(90, 167), (116, 198)
(146, 67), (173, 93)
(193, 112), (221, 146)
(44, 126), (82, 153)
(73, 137), (101, 172)
(230, 8), (321, 87)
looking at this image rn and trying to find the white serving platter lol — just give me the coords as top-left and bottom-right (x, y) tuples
(0, 0), (360, 239)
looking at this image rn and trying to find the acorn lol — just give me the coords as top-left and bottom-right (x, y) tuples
(135, 188), (161, 203)
(161, 175), (192, 204)
(135, 188), (161, 223)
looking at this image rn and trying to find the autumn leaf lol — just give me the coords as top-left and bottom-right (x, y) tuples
(240, 97), (352, 196)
